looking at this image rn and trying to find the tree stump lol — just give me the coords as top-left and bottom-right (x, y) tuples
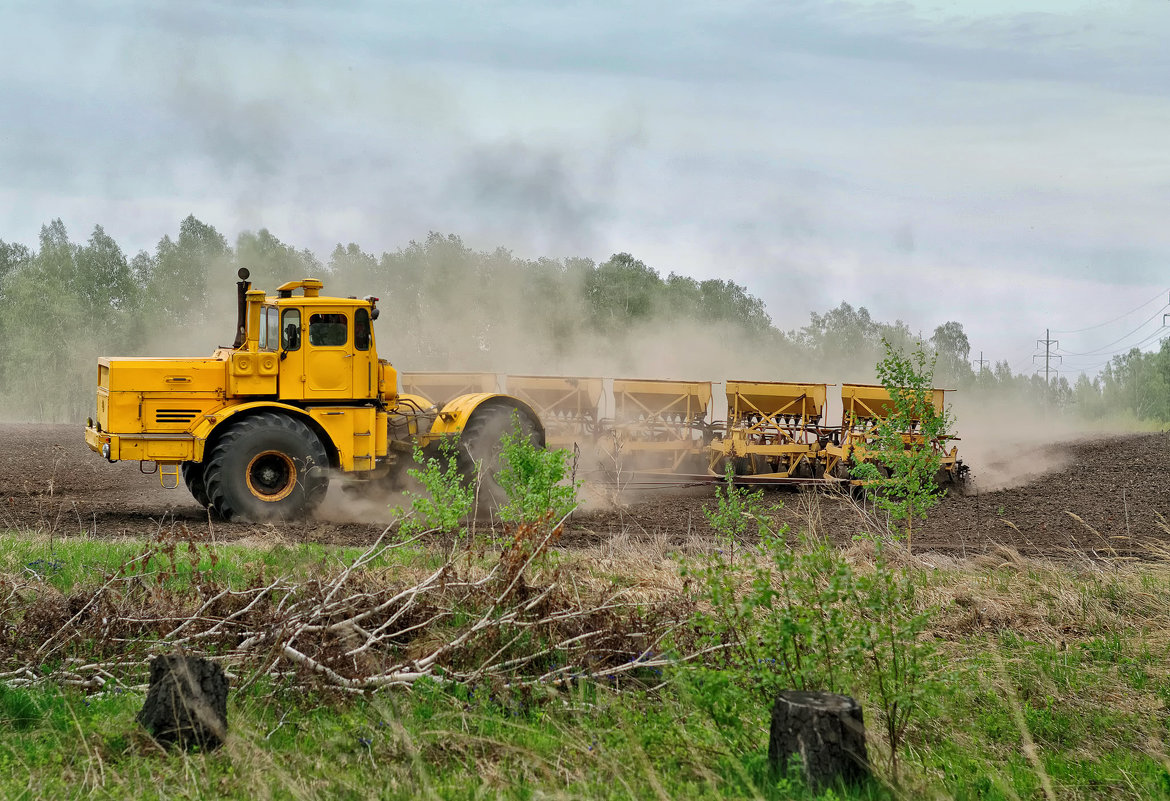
(137, 654), (229, 750)
(768, 691), (869, 789)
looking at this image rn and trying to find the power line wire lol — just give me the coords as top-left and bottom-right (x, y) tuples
(1056, 326), (1169, 375)
(1058, 326), (1168, 365)
(1121, 326), (1168, 353)
(1000, 315), (1167, 378)
(1062, 360), (1113, 373)
(1006, 347), (1039, 375)
(1051, 288), (1169, 334)
(1057, 305), (1169, 356)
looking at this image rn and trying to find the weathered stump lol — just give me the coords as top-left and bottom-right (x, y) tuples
(768, 691), (869, 789)
(137, 654), (228, 750)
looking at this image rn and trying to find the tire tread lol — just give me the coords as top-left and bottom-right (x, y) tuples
(203, 412), (329, 522)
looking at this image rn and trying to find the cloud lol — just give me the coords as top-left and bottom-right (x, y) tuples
(1, 0), (1168, 372)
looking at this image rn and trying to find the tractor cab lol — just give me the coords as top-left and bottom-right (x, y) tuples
(227, 270), (382, 403)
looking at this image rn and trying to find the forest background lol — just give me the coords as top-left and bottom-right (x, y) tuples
(1, 215), (1166, 425)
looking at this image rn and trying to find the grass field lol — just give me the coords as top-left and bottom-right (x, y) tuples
(3, 528), (1170, 800)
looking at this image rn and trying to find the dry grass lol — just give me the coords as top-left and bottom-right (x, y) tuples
(0, 518), (701, 694)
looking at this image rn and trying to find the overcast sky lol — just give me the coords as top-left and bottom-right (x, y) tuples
(3, 0), (1169, 376)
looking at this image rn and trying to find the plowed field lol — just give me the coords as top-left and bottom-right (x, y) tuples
(2, 423), (1168, 557)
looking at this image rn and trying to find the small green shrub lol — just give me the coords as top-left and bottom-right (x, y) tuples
(496, 419), (579, 526)
(851, 338), (954, 547)
(848, 536), (936, 774)
(684, 478), (854, 699)
(394, 437), (475, 538)
(703, 463), (762, 563)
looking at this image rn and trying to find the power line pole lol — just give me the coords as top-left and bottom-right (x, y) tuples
(972, 351), (990, 374)
(1034, 329), (1061, 406)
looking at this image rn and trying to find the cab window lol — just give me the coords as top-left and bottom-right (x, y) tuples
(354, 308), (371, 351)
(281, 309), (301, 351)
(309, 313), (348, 347)
(262, 307), (280, 352)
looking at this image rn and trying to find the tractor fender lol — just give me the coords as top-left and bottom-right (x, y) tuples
(424, 393), (546, 448)
(190, 401), (339, 468)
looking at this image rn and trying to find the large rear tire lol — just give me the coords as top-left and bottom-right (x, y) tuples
(204, 412), (330, 522)
(181, 461), (210, 508)
(456, 401), (544, 510)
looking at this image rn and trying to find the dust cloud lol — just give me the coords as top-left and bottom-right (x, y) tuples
(315, 482), (402, 526)
(949, 395), (1127, 492)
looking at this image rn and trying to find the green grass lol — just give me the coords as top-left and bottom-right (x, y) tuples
(921, 633), (1170, 800)
(3, 531), (1170, 799)
(0, 530), (440, 593)
(0, 676), (885, 801)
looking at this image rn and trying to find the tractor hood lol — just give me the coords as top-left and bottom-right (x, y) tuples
(96, 356), (228, 434)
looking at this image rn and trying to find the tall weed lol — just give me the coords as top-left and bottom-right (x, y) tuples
(683, 476), (937, 776)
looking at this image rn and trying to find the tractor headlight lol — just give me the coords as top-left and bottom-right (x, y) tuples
(101, 443), (111, 460)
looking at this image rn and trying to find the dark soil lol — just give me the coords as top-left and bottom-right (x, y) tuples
(0, 423), (391, 546)
(2, 423), (1169, 558)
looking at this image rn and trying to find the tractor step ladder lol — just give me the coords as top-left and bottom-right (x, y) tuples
(158, 462), (181, 489)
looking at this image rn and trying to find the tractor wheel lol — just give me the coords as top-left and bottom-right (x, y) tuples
(181, 461), (210, 508)
(203, 412), (330, 522)
(457, 402), (543, 510)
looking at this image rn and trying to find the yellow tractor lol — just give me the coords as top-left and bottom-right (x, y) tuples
(85, 269), (544, 521)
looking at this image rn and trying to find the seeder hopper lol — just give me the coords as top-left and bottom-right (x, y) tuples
(822, 383), (966, 484)
(606, 379), (713, 474)
(400, 372), (500, 407)
(397, 371), (966, 490)
(708, 381), (828, 481)
(505, 375), (603, 451)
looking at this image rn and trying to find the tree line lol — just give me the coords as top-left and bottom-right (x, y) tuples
(1, 215), (1165, 424)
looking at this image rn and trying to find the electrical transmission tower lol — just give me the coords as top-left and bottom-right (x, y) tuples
(1034, 329), (1061, 406)
(972, 351), (990, 374)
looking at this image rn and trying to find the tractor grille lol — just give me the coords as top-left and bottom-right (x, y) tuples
(155, 409), (200, 425)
